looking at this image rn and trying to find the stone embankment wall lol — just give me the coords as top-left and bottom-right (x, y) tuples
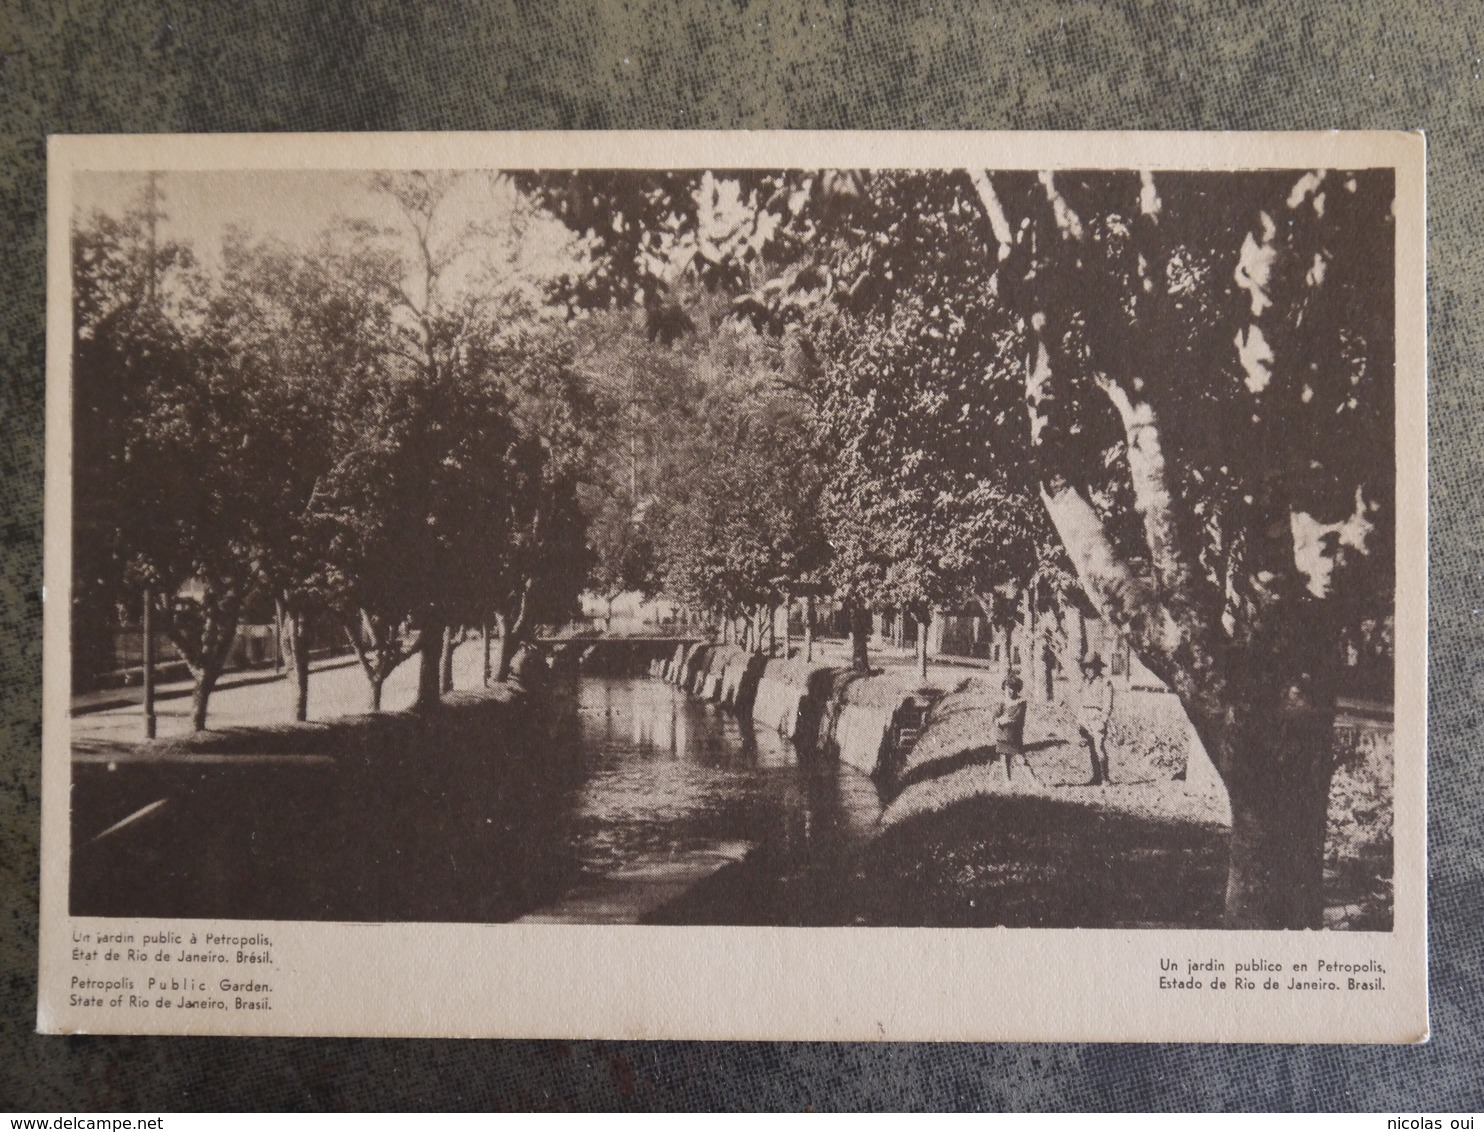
(655, 644), (937, 777)
(654, 643), (1232, 800)
(561, 635), (697, 677)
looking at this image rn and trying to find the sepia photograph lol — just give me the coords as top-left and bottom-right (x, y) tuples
(40, 131), (1426, 1041)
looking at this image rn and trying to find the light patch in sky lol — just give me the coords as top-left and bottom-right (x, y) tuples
(72, 169), (580, 299)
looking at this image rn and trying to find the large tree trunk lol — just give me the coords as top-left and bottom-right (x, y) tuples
(804, 594), (815, 663)
(493, 612), (520, 683)
(415, 614), (444, 708)
(190, 671), (217, 733)
(439, 624), (457, 694)
(347, 619), (381, 710)
(282, 605), (310, 723)
(163, 584), (243, 734)
(185, 618), (234, 733)
(494, 578), (537, 683)
(915, 615), (928, 681)
(290, 628), (310, 723)
(1043, 458), (1342, 928)
(849, 601), (872, 674)
(1215, 702), (1337, 929)
(482, 621), (493, 687)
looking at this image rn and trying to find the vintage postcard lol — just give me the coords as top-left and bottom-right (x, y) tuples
(39, 131), (1427, 1042)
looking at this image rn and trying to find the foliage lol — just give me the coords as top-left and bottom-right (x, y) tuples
(652, 310), (825, 622)
(795, 172), (1058, 622)
(207, 225), (405, 683)
(70, 189), (199, 681)
(71, 173), (602, 724)
(510, 170), (779, 342)
(517, 164), (1398, 927)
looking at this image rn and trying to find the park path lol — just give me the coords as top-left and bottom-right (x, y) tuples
(69, 633), (951, 749)
(71, 631), (1386, 749)
(71, 638), (493, 746)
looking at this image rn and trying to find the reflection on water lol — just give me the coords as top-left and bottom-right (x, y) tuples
(71, 675), (885, 924)
(524, 677), (884, 922)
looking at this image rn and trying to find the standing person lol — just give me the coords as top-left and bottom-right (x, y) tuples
(1077, 654), (1114, 785)
(995, 673), (1033, 783)
(1040, 639), (1060, 701)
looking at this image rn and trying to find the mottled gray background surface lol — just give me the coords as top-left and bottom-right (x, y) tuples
(2, 0), (1480, 1111)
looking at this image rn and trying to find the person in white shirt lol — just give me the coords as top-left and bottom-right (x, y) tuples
(994, 673), (1033, 782)
(1076, 654), (1114, 785)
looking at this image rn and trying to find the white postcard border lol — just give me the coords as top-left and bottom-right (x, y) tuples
(40, 130), (1428, 1042)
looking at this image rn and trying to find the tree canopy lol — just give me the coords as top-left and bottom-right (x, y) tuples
(72, 173), (600, 723)
(73, 165), (1398, 927)
(518, 164), (1397, 927)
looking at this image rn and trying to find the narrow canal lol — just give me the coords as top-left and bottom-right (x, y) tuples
(519, 676), (885, 924)
(72, 672), (887, 926)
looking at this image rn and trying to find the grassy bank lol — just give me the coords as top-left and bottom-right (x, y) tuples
(654, 663), (1394, 930)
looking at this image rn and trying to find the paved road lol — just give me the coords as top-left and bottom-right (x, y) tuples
(71, 638), (495, 746)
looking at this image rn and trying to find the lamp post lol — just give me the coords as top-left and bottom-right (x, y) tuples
(804, 592), (815, 663)
(141, 587), (156, 740)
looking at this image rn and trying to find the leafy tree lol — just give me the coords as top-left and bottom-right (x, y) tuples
(368, 170), (521, 705)
(584, 495), (658, 630)
(519, 166), (1397, 929)
(316, 393), (430, 713)
(795, 172), (1057, 677)
(210, 228), (403, 719)
(502, 177), (831, 648)
(653, 316), (825, 651)
(74, 176), (272, 732)
(481, 327), (594, 680)
(568, 310), (697, 627)
(120, 301), (263, 732)
(960, 168), (1394, 928)
(70, 180), (196, 689)
(316, 343), (526, 707)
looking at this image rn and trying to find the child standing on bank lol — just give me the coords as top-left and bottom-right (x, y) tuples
(994, 673), (1034, 783)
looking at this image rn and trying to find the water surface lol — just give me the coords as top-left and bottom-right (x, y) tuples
(521, 677), (884, 923)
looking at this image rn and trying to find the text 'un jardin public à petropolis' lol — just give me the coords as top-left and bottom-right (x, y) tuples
(67, 927), (275, 1015)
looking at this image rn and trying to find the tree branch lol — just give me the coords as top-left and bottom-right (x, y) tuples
(1093, 374), (1192, 602)
(345, 620), (376, 681)
(1038, 477), (1178, 674)
(967, 171), (1013, 260)
(1038, 172), (1085, 241)
(1092, 374), (1225, 694)
(1024, 328), (1054, 448)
